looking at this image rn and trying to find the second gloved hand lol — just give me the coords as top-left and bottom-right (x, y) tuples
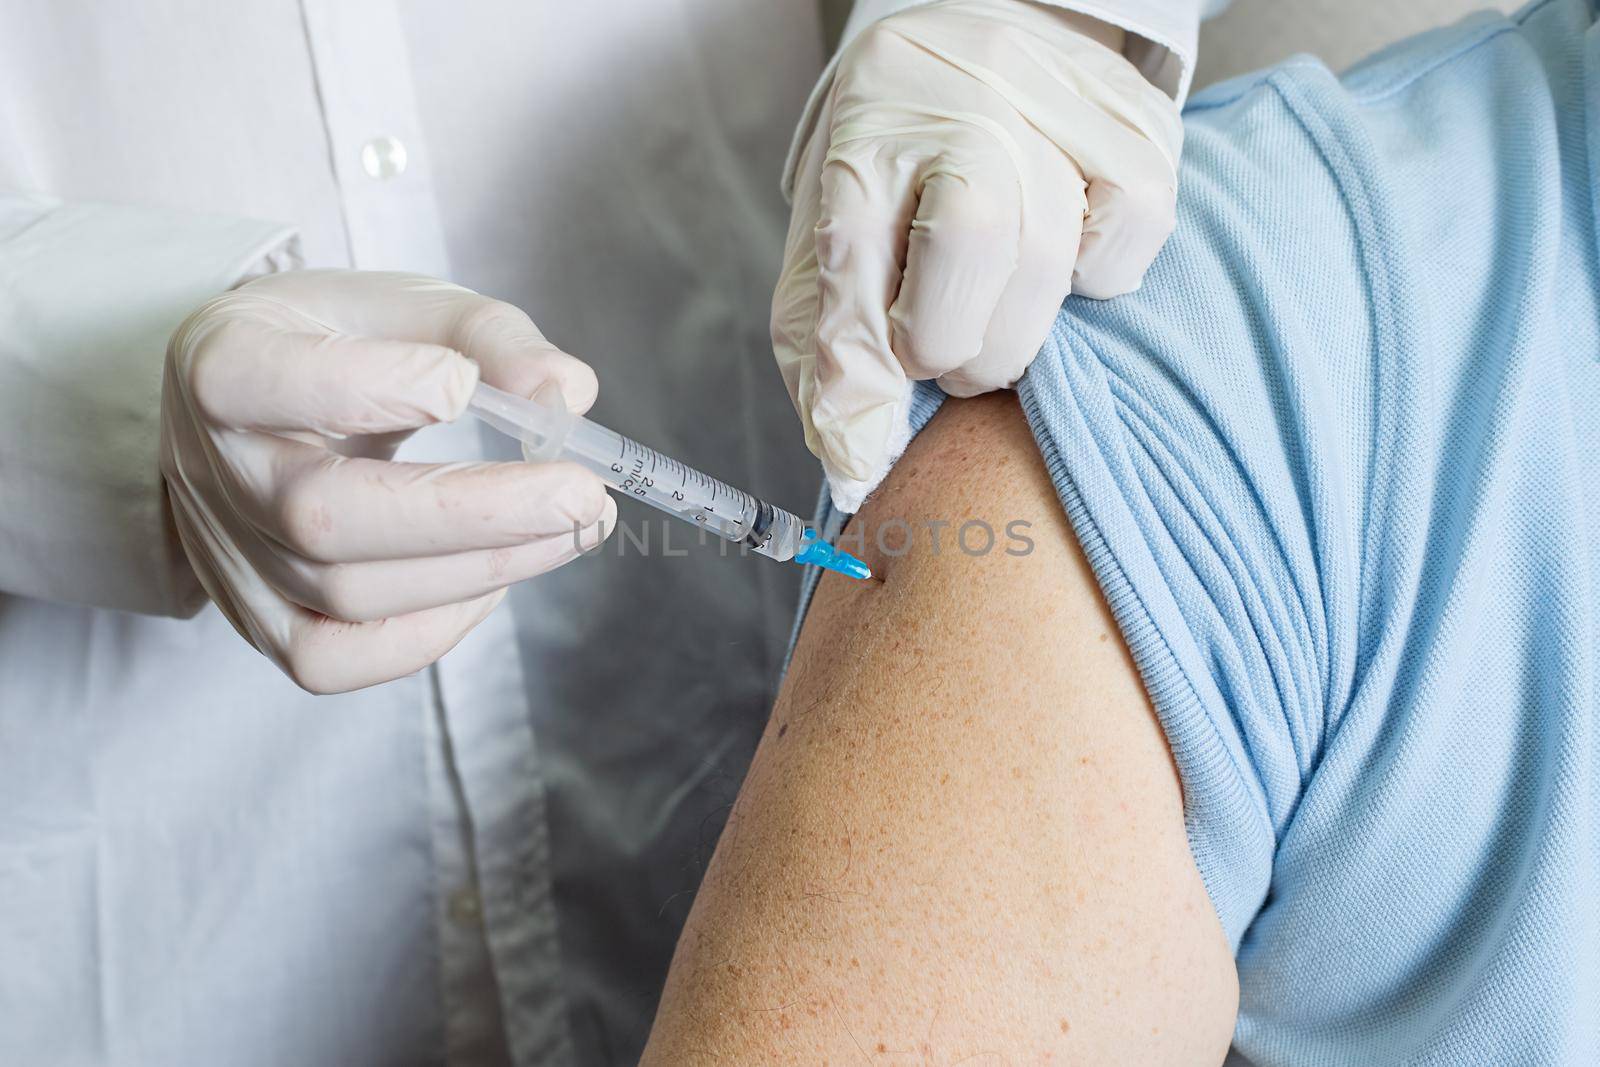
(773, 0), (1184, 510)
(161, 270), (616, 693)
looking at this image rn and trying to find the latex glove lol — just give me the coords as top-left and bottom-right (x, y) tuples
(161, 270), (616, 694)
(772, 0), (1184, 510)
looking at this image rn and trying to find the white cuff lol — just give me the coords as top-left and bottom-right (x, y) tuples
(0, 193), (298, 615)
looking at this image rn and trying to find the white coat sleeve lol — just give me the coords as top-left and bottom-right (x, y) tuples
(0, 192), (297, 616)
(783, 0), (1231, 199)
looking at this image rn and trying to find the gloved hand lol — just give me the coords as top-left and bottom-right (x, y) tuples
(772, 0), (1184, 509)
(161, 270), (615, 694)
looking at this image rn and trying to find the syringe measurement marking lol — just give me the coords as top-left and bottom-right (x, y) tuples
(606, 436), (763, 535)
(614, 440), (712, 517)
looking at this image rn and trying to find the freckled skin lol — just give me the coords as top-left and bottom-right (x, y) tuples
(641, 394), (1237, 1064)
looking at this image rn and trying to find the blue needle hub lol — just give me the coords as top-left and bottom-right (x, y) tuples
(793, 527), (873, 581)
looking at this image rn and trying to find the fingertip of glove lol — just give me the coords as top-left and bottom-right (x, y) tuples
(482, 344), (599, 416)
(811, 400), (894, 485)
(815, 430), (876, 484)
(550, 354), (599, 415)
(557, 471), (611, 528)
(586, 495), (619, 548)
(436, 348), (482, 418)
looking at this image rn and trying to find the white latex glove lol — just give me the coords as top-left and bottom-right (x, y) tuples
(772, 0), (1184, 510)
(161, 270), (616, 694)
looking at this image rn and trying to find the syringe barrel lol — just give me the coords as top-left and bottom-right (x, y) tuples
(467, 382), (808, 561)
(557, 416), (809, 560)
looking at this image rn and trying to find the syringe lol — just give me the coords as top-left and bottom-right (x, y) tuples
(466, 381), (871, 581)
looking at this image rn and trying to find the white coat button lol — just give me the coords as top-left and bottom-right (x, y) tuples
(360, 136), (408, 180)
(447, 887), (482, 928)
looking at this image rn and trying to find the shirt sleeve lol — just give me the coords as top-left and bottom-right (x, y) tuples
(799, 53), (1384, 945)
(0, 193), (297, 616)
(782, 0), (1226, 200)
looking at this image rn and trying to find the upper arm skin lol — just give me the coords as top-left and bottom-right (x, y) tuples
(642, 393), (1238, 1064)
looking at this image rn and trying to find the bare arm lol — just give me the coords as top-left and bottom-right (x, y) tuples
(643, 393), (1238, 1063)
